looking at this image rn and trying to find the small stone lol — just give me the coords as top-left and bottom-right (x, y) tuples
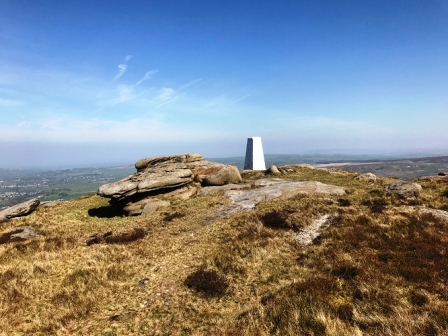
(138, 278), (150, 286)
(86, 236), (100, 246)
(266, 165), (281, 175)
(356, 173), (377, 183)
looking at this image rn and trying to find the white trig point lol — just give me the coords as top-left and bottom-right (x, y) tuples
(244, 137), (266, 170)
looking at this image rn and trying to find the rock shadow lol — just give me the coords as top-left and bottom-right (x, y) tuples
(88, 205), (125, 218)
(86, 228), (147, 246)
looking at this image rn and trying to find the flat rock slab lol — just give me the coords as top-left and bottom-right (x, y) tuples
(399, 206), (448, 222)
(0, 198), (40, 221)
(199, 183), (248, 196)
(426, 208), (448, 221)
(295, 214), (333, 246)
(201, 179), (346, 217)
(225, 181), (346, 209)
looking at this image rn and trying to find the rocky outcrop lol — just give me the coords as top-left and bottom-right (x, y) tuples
(97, 154), (242, 216)
(385, 181), (422, 199)
(0, 198), (40, 222)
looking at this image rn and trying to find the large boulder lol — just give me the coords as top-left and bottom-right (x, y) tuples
(385, 181), (422, 199)
(0, 198), (40, 222)
(202, 165), (242, 186)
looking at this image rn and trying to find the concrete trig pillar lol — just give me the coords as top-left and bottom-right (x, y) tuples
(244, 137), (266, 170)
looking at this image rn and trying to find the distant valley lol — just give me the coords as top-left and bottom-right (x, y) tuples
(0, 166), (135, 208)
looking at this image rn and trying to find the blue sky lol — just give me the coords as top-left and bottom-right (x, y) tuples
(1, 0), (448, 167)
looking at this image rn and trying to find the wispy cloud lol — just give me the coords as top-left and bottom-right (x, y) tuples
(112, 55), (133, 80)
(136, 70), (159, 85)
(157, 88), (175, 101)
(97, 84), (137, 107)
(113, 64), (128, 80)
(179, 78), (203, 90)
(155, 87), (183, 107)
(0, 115), (224, 144)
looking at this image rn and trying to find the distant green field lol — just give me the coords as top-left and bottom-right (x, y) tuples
(0, 166), (135, 208)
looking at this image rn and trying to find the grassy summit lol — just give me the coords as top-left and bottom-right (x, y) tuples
(0, 166), (447, 335)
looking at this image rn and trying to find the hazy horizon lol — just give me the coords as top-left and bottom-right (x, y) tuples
(2, 149), (448, 170)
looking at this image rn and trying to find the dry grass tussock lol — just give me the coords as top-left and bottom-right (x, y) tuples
(0, 168), (447, 335)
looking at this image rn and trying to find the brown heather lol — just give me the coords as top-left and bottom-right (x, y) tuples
(0, 167), (447, 335)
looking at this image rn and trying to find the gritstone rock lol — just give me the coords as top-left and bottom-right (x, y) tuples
(0, 198), (40, 222)
(384, 181), (422, 199)
(202, 165), (242, 186)
(200, 178), (346, 217)
(97, 153), (242, 216)
(0, 226), (37, 243)
(356, 173), (377, 183)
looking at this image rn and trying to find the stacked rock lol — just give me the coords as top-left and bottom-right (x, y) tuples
(97, 153), (241, 215)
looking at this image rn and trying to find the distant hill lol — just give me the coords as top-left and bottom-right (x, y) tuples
(314, 155), (448, 179)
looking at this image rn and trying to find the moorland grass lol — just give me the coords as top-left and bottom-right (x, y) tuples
(0, 167), (447, 335)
